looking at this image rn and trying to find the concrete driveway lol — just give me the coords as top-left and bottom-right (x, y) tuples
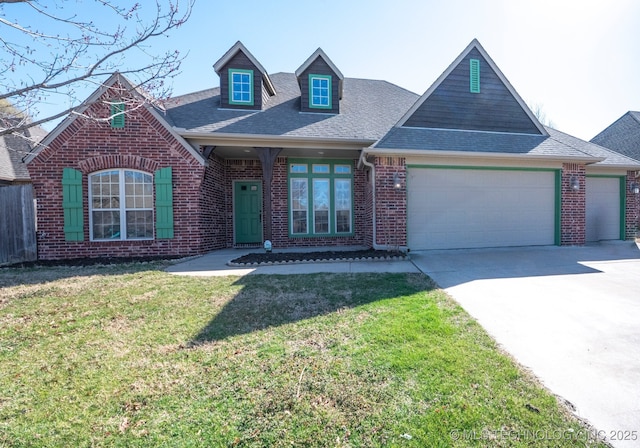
(411, 242), (640, 448)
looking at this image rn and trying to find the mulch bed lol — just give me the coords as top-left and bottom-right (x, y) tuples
(229, 249), (407, 266)
(2, 250), (408, 269)
(1, 256), (180, 269)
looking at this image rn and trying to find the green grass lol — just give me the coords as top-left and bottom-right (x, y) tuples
(0, 263), (605, 447)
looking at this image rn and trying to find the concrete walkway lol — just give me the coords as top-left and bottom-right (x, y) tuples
(411, 241), (640, 448)
(166, 246), (420, 276)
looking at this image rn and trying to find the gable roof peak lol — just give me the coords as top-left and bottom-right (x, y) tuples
(24, 71), (204, 165)
(212, 41), (276, 96)
(295, 47), (344, 100)
(396, 38), (548, 136)
(294, 47), (344, 80)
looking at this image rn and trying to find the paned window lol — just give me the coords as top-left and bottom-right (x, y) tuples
(288, 160), (353, 236)
(335, 179), (352, 233)
(313, 179), (330, 233)
(89, 169), (154, 240)
(309, 74), (332, 109)
(291, 178), (308, 234)
(229, 69), (254, 105)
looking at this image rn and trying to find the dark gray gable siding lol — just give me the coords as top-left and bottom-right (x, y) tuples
(298, 57), (340, 114)
(218, 51), (263, 110)
(403, 48), (542, 134)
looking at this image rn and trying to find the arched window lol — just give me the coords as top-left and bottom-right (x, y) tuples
(88, 169), (154, 240)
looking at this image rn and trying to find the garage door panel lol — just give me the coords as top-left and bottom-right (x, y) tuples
(408, 168), (556, 250)
(586, 177), (620, 242)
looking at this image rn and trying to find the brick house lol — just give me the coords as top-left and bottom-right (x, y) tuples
(25, 40), (640, 260)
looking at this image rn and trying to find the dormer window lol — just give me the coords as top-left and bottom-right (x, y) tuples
(309, 74), (332, 109)
(229, 69), (254, 105)
(214, 42), (276, 110)
(296, 48), (343, 114)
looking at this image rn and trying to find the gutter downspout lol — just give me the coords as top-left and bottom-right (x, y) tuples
(358, 150), (384, 250)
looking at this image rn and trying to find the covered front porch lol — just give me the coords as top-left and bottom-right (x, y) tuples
(191, 137), (373, 251)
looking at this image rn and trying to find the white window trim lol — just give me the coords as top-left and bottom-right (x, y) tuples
(88, 169), (154, 241)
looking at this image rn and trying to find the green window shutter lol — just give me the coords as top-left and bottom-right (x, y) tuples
(111, 102), (125, 128)
(470, 59), (480, 93)
(155, 167), (174, 239)
(62, 167), (84, 241)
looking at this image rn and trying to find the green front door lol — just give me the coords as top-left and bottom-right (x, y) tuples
(234, 181), (262, 244)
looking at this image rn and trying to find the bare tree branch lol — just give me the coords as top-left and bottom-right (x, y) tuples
(0, 0), (193, 140)
(529, 102), (556, 128)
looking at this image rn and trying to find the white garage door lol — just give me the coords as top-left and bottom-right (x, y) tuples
(408, 168), (556, 250)
(586, 177), (621, 242)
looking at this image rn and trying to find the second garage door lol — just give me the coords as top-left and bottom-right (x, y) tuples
(407, 167), (557, 250)
(586, 176), (622, 242)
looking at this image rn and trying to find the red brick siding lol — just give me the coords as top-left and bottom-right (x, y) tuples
(200, 153), (227, 250)
(27, 84), (208, 260)
(561, 163), (586, 245)
(626, 171), (640, 239)
(374, 157), (406, 248)
(271, 157), (289, 247)
(363, 166), (374, 248)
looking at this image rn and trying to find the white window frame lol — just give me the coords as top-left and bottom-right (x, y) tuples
(88, 169), (154, 241)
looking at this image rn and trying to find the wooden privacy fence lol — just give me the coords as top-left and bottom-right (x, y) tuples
(0, 185), (37, 265)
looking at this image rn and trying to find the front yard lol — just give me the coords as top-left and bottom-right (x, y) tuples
(0, 263), (606, 447)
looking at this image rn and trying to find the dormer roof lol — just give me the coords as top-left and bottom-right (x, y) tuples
(166, 73), (418, 144)
(213, 41), (276, 97)
(295, 48), (344, 99)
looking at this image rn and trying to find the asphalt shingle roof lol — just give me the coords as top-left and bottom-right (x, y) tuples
(163, 71), (638, 168)
(165, 73), (419, 141)
(590, 111), (640, 162)
(0, 123), (45, 182)
(547, 127), (640, 167)
(374, 125), (640, 167)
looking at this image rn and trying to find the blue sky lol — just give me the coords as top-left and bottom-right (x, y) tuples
(4, 0), (640, 140)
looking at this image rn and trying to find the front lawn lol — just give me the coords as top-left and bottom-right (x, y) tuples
(0, 263), (605, 447)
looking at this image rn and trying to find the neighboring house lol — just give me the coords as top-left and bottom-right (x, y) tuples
(25, 39), (640, 260)
(0, 120), (44, 265)
(591, 111), (640, 162)
(0, 120), (45, 185)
